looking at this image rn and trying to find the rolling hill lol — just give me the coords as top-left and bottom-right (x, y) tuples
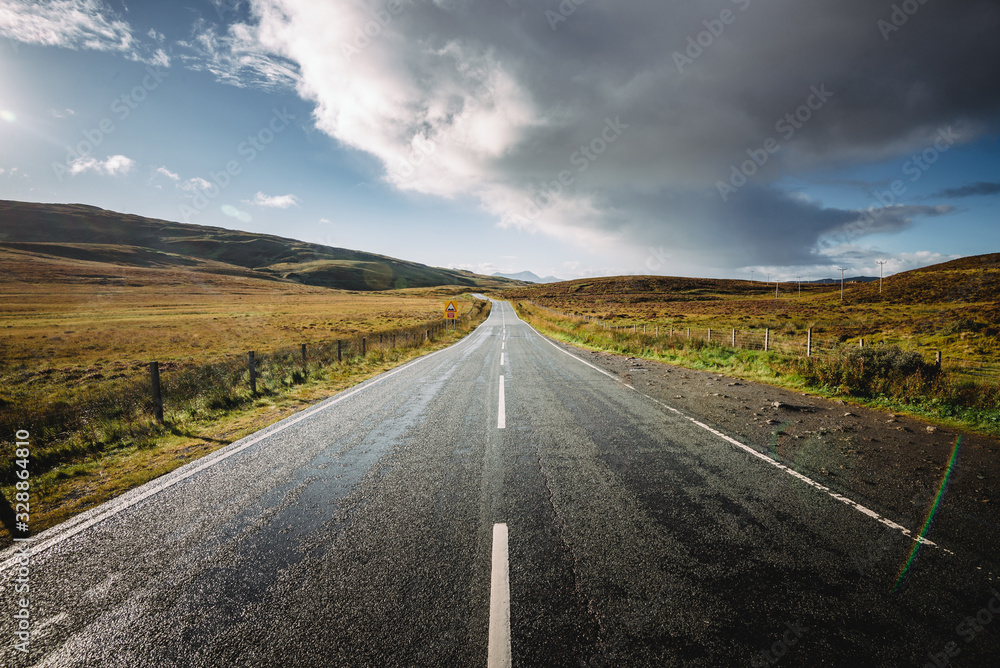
(0, 200), (523, 291)
(501, 253), (1000, 308)
(843, 253), (1000, 305)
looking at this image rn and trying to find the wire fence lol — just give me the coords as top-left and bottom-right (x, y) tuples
(0, 299), (490, 482)
(521, 301), (1000, 380)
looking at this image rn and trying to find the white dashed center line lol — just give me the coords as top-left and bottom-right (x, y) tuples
(497, 375), (506, 429)
(488, 523), (511, 668)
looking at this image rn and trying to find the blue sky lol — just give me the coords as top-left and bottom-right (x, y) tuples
(1, 1), (998, 281)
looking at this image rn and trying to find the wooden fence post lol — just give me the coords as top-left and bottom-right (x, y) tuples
(687, 328), (691, 339)
(860, 338), (864, 348)
(936, 351), (942, 368)
(807, 329), (812, 357)
(362, 338), (366, 356)
(149, 361), (164, 424)
(732, 328), (736, 347)
(301, 343), (308, 378)
(337, 339), (342, 362)
(707, 328), (712, 342)
(764, 328), (769, 352)
(249, 351), (257, 395)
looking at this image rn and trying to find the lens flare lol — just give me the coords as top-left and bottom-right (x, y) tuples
(0, 110), (16, 122)
(893, 435), (961, 592)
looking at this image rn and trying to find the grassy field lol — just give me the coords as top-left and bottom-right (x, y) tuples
(0, 245), (490, 543)
(499, 265), (1000, 367)
(0, 244), (471, 368)
(500, 257), (1000, 436)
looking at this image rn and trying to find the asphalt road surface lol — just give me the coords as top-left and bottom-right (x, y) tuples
(2, 300), (998, 666)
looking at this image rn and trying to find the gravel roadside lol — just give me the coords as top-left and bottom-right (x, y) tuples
(547, 337), (1000, 579)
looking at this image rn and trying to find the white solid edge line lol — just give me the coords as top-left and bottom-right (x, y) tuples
(488, 522), (512, 668)
(498, 375), (506, 429)
(0, 316), (496, 572)
(527, 318), (951, 555)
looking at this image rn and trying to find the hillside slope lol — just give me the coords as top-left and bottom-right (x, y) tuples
(502, 254), (1000, 308)
(844, 253), (1000, 305)
(0, 200), (520, 291)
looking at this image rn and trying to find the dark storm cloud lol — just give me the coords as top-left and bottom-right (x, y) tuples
(933, 182), (1000, 199)
(226, 0), (1000, 266)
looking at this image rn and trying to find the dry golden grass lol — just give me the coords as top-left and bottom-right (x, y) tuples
(0, 246), (459, 370)
(0, 246), (489, 543)
(498, 271), (1000, 365)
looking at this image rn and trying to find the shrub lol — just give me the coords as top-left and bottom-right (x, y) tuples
(799, 344), (940, 398)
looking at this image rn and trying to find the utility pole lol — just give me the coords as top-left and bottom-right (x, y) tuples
(775, 279), (779, 300)
(838, 268), (847, 301)
(796, 276), (801, 297)
(877, 260), (888, 294)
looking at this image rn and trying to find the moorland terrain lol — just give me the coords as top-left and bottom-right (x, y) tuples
(0, 200), (500, 539)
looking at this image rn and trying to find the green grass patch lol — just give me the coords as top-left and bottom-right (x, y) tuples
(515, 301), (1000, 438)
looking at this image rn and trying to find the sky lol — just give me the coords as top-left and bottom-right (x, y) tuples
(1, 0), (998, 281)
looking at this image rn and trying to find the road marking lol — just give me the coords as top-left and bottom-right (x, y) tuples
(501, 352), (505, 366)
(498, 375), (506, 429)
(502, 341), (505, 350)
(0, 322), (494, 572)
(488, 523), (512, 668)
(530, 324), (950, 554)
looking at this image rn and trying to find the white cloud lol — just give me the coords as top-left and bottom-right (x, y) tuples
(770, 245), (961, 281)
(49, 107), (76, 118)
(154, 166), (180, 181)
(69, 154), (135, 176)
(177, 20), (297, 91)
(318, 217), (332, 224)
(178, 176), (213, 191)
(0, 0), (168, 65)
(447, 262), (500, 276)
(0, 0), (132, 51)
(245, 191), (299, 208)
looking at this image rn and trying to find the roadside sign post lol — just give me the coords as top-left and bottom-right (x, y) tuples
(445, 301), (457, 330)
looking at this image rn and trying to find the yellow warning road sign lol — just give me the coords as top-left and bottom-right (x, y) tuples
(445, 301), (458, 319)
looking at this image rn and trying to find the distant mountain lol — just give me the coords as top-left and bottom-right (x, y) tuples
(804, 276), (878, 284)
(492, 271), (563, 284)
(0, 200), (522, 291)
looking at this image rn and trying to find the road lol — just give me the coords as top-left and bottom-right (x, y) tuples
(2, 299), (998, 666)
